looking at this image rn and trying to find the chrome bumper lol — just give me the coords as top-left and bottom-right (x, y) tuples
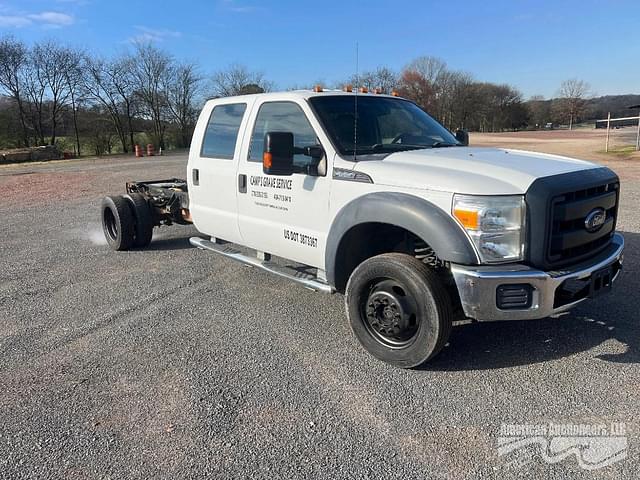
(450, 233), (624, 321)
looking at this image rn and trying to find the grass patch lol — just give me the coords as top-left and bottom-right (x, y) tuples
(598, 145), (639, 156)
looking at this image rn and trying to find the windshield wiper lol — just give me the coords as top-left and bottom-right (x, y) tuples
(370, 144), (428, 153)
(345, 142), (452, 156)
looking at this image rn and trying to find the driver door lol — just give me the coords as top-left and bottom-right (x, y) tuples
(237, 100), (330, 269)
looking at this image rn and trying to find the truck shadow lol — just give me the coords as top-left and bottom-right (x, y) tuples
(144, 237), (194, 251)
(143, 226), (200, 251)
(425, 230), (639, 371)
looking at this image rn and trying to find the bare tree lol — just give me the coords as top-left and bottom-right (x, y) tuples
(63, 47), (85, 155)
(404, 56), (448, 85)
(22, 55), (47, 145)
(558, 79), (590, 130)
(164, 62), (202, 147)
(400, 56), (462, 125)
(210, 64), (272, 97)
(526, 95), (551, 129)
(132, 43), (172, 149)
(447, 72), (479, 130)
(109, 56), (139, 152)
(32, 41), (75, 145)
(84, 56), (130, 152)
(472, 83), (522, 131)
(398, 69), (435, 111)
(349, 66), (399, 93)
(0, 36), (30, 146)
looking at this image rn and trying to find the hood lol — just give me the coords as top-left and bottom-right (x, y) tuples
(352, 147), (600, 195)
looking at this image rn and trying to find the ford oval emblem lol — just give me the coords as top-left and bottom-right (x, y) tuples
(584, 207), (606, 233)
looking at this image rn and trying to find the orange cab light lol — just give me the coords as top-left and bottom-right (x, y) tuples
(374, 88), (382, 94)
(359, 86), (368, 93)
(313, 85), (323, 92)
(453, 208), (479, 229)
(391, 90), (400, 97)
(343, 84), (353, 92)
(263, 152), (273, 168)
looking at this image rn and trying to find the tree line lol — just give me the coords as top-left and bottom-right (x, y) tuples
(0, 35), (626, 155)
(346, 62), (606, 132)
(0, 36), (205, 155)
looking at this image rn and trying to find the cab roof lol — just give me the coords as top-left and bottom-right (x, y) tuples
(206, 89), (402, 104)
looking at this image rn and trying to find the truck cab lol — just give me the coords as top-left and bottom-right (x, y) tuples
(103, 89), (624, 368)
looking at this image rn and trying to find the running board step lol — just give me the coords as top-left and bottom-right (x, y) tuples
(189, 237), (334, 293)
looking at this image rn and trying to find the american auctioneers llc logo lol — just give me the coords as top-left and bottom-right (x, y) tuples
(497, 422), (627, 470)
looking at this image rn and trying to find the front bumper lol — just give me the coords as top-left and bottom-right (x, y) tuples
(450, 233), (624, 321)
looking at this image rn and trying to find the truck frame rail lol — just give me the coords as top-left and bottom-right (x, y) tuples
(125, 179), (191, 225)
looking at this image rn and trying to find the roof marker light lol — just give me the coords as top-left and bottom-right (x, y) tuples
(313, 85), (323, 92)
(343, 84), (353, 92)
(359, 86), (368, 93)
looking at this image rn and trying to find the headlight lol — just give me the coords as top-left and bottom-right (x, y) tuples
(452, 194), (525, 263)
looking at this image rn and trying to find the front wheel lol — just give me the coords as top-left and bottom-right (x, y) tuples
(345, 253), (452, 368)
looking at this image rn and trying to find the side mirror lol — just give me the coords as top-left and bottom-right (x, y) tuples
(455, 129), (469, 146)
(263, 132), (294, 176)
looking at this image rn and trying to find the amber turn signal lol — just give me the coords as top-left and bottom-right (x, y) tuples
(453, 208), (479, 229)
(263, 152), (273, 169)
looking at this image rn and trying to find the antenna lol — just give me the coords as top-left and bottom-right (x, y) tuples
(353, 42), (358, 162)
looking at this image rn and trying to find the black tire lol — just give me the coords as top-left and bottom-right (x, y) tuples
(125, 193), (154, 248)
(101, 195), (135, 251)
(345, 253), (453, 368)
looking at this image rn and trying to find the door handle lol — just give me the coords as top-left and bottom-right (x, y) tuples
(238, 174), (247, 193)
(192, 168), (199, 186)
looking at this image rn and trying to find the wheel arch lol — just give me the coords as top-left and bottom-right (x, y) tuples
(325, 192), (479, 292)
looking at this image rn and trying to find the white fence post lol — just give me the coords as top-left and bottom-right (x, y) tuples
(596, 113), (640, 153)
(636, 113), (640, 151)
(605, 112), (611, 153)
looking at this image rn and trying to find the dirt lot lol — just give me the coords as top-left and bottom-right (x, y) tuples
(472, 128), (640, 181)
(0, 148), (638, 479)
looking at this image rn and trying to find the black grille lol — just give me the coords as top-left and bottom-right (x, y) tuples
(525, 168), (620, 270)
(547, 182), (618, 266)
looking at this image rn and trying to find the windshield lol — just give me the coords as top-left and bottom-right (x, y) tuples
(308, 95), (459, 156)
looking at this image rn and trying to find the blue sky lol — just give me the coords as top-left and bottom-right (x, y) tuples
(1, 0), (639, 98)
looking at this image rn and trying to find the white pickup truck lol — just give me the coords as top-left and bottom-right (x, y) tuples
(101, 89), (624, 368)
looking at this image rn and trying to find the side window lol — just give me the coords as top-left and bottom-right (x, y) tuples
(248, 102), (318, 168)
(201, 103), (247, 159)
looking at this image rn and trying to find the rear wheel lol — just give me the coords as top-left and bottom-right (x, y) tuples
(345, 253), (452, 368)
(101, 195), (135, 251)
(126, 193), (154, 248)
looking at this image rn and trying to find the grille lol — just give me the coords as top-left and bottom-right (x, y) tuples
(547, 182), (618, 266)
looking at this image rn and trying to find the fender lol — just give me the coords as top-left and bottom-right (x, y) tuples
(325, 192), (480, 286)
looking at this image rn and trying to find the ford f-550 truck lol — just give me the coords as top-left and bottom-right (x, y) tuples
(101, 89), (624, 368)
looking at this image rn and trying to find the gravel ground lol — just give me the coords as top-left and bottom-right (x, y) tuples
(0, 152), (638, 479)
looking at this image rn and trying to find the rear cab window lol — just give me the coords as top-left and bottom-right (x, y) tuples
(201, 103), (247, 159)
